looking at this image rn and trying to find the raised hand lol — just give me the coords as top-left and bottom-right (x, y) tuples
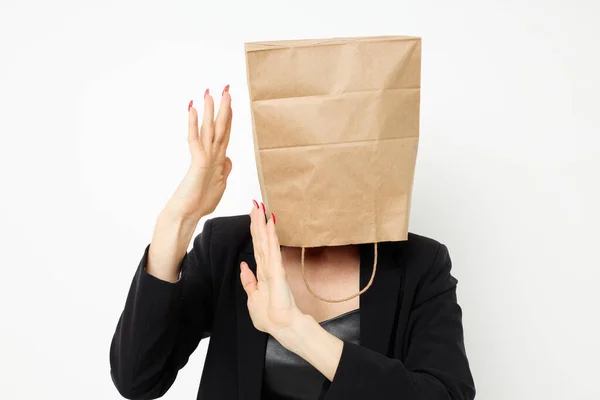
(240, 201), (304, 336)
(168, 87), (233, 220)
(147, 86), (233, 283)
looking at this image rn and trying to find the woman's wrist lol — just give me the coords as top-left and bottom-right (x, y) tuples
(273, 313), (344, 381)
(271, 313), (314, 355)
(162, 199), (204, 225)
(146, 206), (201, 283)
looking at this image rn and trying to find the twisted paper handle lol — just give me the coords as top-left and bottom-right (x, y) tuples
(300, 243), (378, 303)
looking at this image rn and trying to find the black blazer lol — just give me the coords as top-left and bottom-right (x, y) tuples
(110, 215), (475, 400)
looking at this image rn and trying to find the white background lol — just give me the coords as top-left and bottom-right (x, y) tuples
(1, 0), (599, 398)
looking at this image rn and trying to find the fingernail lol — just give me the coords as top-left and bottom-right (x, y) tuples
(271, 213), (276, 224)
(204, 88), (210, 99)
(222, 84), (230, 95)
(188, 100), (193, 112)
(261, 202), (266, 213)
(252, 199), (259, 209)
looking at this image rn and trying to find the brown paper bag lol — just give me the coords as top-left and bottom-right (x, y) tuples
(244, 36), (421, 249)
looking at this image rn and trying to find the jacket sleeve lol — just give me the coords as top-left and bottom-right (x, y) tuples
(325, 244), (476, 400)
(109, 218), (216, 399)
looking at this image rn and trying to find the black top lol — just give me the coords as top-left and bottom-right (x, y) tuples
(263, 309), (360, 400)
(109, 215), (475, 400)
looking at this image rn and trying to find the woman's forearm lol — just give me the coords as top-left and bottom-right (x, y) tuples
(146, 202), (202, 283)
(274, 314), (344, 381)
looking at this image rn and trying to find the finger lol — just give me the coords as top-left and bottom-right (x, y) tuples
(187, 102), (202, 154)
(266, 214), (284, 277)
(266, 213), (281, 258)
(240, 262), (258, 297)
(249, 201), (267, 281)
(217, 108), (233, 161)
(254, 202), (270, 277)
(201, 89), (215, 149)
(214, 87), (231, 145)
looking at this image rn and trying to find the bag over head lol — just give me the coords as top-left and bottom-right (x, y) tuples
(244, 36), (422, 301)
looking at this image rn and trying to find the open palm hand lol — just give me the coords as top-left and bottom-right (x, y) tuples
(240, 202), (304, 336)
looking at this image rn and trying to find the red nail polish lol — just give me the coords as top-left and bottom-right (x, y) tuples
(188, 100), (193, 111)
(261, 202), (266, 213)
(222, 84), (230, 95)
(204, 88), (210, 98)
(271, 213), (276, 224)
(252, 199), (259, 209)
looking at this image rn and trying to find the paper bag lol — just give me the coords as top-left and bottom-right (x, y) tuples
(245, 36), (421, 248)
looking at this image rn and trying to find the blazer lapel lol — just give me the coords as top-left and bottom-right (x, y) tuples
(359, 242), (403, 356)
(236, 248), (268, 400)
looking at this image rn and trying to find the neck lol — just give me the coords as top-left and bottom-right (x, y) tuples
(282, 244), (359, 264)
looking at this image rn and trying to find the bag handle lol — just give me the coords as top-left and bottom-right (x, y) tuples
(300, 243), (378, 303)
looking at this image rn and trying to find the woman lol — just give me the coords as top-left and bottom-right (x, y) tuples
(109, 86), (475, 400)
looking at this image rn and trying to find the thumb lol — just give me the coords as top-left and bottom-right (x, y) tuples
(240, 262), (257, 297)
(223, 157), (233, 180)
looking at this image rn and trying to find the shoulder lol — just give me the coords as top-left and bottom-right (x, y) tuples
(385, 232), (448, 267)
(198, 214), (252, 262)
(187, 215), (251, 290)
(204, 214), (251, 242)
(384, 233), (455, 299)
(406, 232), (445, 254)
